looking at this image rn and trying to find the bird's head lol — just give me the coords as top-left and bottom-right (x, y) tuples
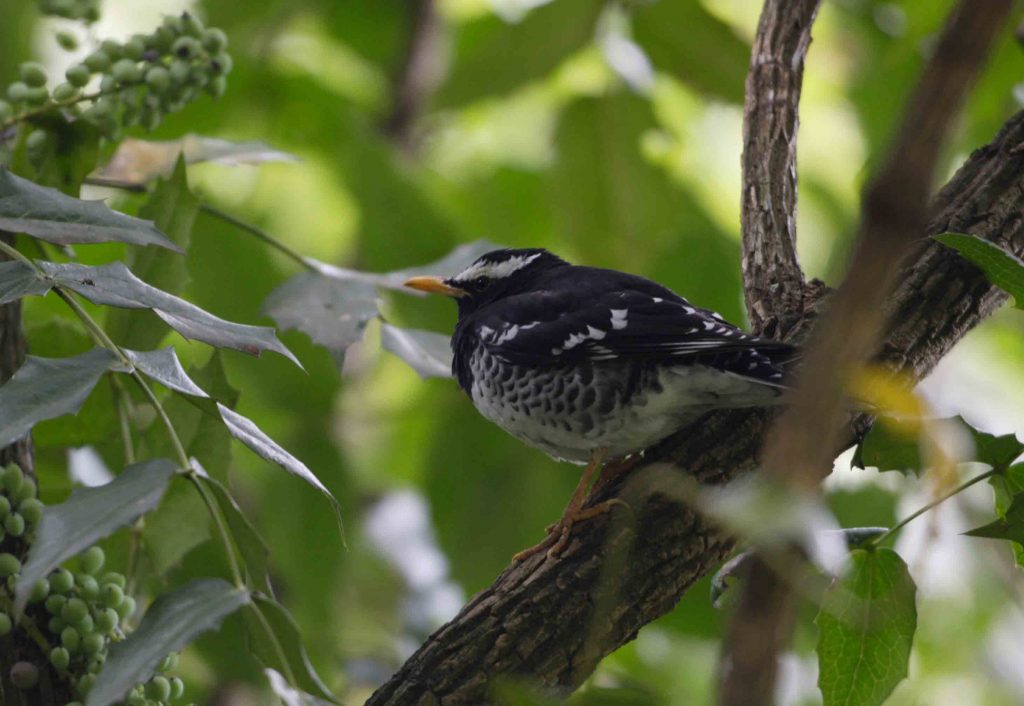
(404, 248), (567, 316)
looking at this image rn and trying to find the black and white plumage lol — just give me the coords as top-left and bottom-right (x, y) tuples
(405, 248), (793, 464)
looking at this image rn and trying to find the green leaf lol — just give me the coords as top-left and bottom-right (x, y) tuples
(245, 595), (338, 703)
(631, 0), (750, 104)
(851, 417), (922, 476)
(934, 232), (1024, 309)
(436, 0), (603, 108)
(0, 167), (181, 251)
(199, 472), (272, 594)
(972, 430), (1024, 473)
(965, 489), (1024, 547)
(33, 260), (300, 366)
(262, 273), (379, 366)
(142, 476), (212, 576)
(86, 578), (250, 706)
(380, 323), (452, 378)
(816, 548), (917, 706)
(125, 347), (208, 397)
(264, 669), (336, 706)
(106, 156), (199, 350)
(217, 403), (344, 542)
(0, 348), (120, 448)
(0, 259), (50, 304)
(14, 459), (176, 616)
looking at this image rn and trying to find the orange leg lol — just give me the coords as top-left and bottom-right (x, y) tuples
(512, 449), (628, 563)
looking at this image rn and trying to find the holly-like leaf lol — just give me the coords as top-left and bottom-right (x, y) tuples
(86, 578), (250, 706)
(125, 348), (208, 397)
(32, 260), (299, 366)
(0, 167), (180, 251)
(0, 259), (50, 305)
(816, 548), (917, 706)
(851, 417), (923, 476)
(142, 476), (211, 576)
(14, 459), (176, 616)
(106, 157), (199, 350)
(380, 323), (452, 378)
(965, 489), (1024, 547)
(934, 232), (1024, 309)
(0, 348), (121, 448)
(198, 472), (272, 594)
(246, 596), (338, 703)
(217, 403), (344, 542)
(262, 273), (379, 365)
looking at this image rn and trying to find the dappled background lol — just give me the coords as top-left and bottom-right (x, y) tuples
(3, 0), (1024, 703)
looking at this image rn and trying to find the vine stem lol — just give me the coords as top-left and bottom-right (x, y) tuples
(187, 473), (245, 588)
(197, 204), (315, 271)
(866, 466), (1000, 548)
(0, 79), (148, 134)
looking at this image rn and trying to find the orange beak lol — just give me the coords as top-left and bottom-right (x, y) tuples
(403, 276), (468, 298)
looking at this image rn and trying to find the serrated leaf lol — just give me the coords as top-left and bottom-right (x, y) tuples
(816, 548), (917, 706)
(198, 472), (272, 595)
(142, 476), (211, 575)
(0, 259), (50, 304)
(965, 490), (1024, 546)
(246, 596), (338, 703)
(33, 260), (300, 366)
(265, 669), (336, 706)
(217, 403), (344, 542)
(934, 232), (1024, 309)
(125, 347), (208, 397)
(380, 323), (452, 378)
(0, 348), (120, 448)
(86, 578), (250, 706)
(14, 459), (176, 616)
(851, 417), (923, 476)
(262, 273), (379, 365)
(94, 135), (299, 186)
(106, 156), (199, 350)
(0, 167), (180, 251)
(973, 430), (1024, 472)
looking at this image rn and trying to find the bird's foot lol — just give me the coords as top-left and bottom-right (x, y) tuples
(511, 498), (628, 563)
(586, 453), (642, 501)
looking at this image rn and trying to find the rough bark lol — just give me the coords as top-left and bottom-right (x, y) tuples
(740, 0), (819, 336)
(367, 109), (1024, 704)
(0, 234), (32, 473)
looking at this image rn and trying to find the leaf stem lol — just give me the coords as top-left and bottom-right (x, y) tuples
(109, 375), (136, 465)
(867, 467), (1000, 548)
(198, 203), (316, 272)
(187, 473), (245, 589)
(249, 599), (300, 687)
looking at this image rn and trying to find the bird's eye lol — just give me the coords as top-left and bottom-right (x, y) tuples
(472, 276), (491, 289)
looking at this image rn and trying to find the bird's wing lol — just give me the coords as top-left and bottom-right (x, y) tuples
(474, 289), (792, 383)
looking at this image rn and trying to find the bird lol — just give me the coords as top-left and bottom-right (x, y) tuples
(404, 248), (793, 560)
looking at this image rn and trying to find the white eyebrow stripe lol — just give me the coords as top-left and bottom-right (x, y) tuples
(453, 253), (542, 283)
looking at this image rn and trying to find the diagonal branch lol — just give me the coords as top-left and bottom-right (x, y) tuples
(740, 0), (820, 336)
(366, 105), (1024, 704)
(719, 2), (1014, 703)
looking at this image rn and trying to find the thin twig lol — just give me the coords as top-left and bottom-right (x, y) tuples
(381, 0), (443, 153)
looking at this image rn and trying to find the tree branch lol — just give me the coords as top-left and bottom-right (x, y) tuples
(719, 2), (1013, 702)
(367, 104), (1024, 703)
(381, 0), (444, 153)
(740, 0), (820, 336)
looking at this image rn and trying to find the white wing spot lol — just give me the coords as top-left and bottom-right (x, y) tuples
(610, 309), (629, 330)
(702, 321), (716, 331)
(495, 325), (519, 344)
(586, 325), (606, 340)
(652, 297), (663, 303)
(479, 325), (496, 341)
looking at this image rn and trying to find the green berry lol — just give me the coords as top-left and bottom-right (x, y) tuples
(201, 27), (227, 53)
(3, 513), (24, 537)
(48, 615), (63, 633)
(83, 632), (104, 655)
(56, 31), (78, 51)
(51, 82), (79, 103)
(95, 607), (118, 634)
(147, 675), (171, 701)
(75, 613), (94, 635)
(29, 578), (50, 603)
(79, 546), (105, 575)
(10, 661), (39, 689)
(99, 74), (116, 93)
(127, 694), (145, 706)
(46, 594), (66, 614)
(6, 82), (28, 104)
(0, 611), (11, 636)
(169, 59), (190, 84)
(83, 51), (111, 72)
(78, 574), (100, 600)
(77, 673), (96, 694)
(13, 478), (35, 502)
(101, 582), (124, 608)
(2, 464), (24, 493)
(116, 595), (136, 620)
(50, 568), (73, 594)
(145, 66), (171, 94)
(50, 646), (70, 670)
(210, 52), (233, 76)
(171, 676), (185, 698)
(0, 495), (10, 518)
(65, 64), (91, 87)
(112, 58), (142, 83)
(19, 62), (48, 87)
(207, 75), (227, 99)
(124, 37), (146, 61)
(61, 625), (80, 652)
(158, 652), (178, 673)
(26, 129), (48, 151)
(171, 36), (201, 59)
(0, 552), (21, 577)
(181, 12), (204, 38)
(61, 597), (88, 624)
(100, 40), (123, 60)
(101, 571), (126, 588)
(24, 86), (50, 106)
(151, 26), (175, 51)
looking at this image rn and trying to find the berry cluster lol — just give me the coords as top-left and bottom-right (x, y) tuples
(37, 0), (101, 23)
(0, 12), (231, 141)
(0, 465), (187, 706)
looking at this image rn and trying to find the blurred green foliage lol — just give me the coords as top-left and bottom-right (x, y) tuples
(4, 0), (1024, 704)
